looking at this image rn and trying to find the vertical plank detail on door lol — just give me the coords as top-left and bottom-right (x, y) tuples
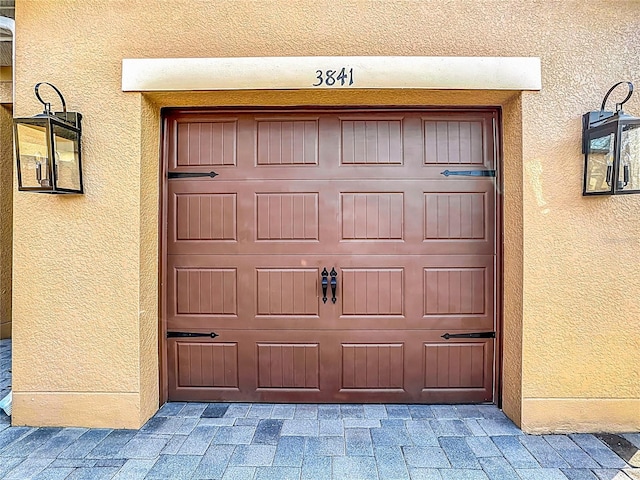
(256, 193), (319, 240)
(341, 268), (403, 315)
(424, 193), (486, 240)
(341, 193), (404, 240)
(257, 120), (318, 165)
(424, 120), (484, 165)
(341, 120), (403, 164)
(176, 342), (239, 387)
(341, 344), (404, 389)
(257, 343), (320, 388)
(177, 121), (237, 166)
(423, 267), (486, 315)
(175, 193), (237, 240)
(256, 269), (319, 316)
(423, 343), (485, 389)
(176, 268), (237, 315)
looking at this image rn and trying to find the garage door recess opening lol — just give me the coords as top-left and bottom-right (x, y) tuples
(162, 108), (500, 405)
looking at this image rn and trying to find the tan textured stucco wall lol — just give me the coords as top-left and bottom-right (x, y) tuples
(0, 103), (12, 340)
(12, 0), (640, 431)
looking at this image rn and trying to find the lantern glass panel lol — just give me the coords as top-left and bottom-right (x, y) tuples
(16, 123), (51, 189)
(585, 132), (615, 194)
(52, 124), (81, 191)
(618, 123), (640, 192)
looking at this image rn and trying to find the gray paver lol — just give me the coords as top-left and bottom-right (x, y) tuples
(112, 458), (157, 479)
(57, 429), (112, 459)
(192, 444), (235, 479)
(160, 434), (187, 454)
(544, 435), (600, 469)
(228, 444), (276, 467)
(364, 404), (388, 419)
(199, 403), (229, 418)
(222, 466), (256, 480)
(252, 419), (284, 445)
(247, 404), (274, 418)
(478, 456), (519, 480)
(28, 428), (87, 458)
(3, 457), (53, 480)
(66, 467), (120, 479)
(317, 404), (341, 420)
(407, 469), (443, 479)
(294, 404), (318, 419)
(560, 469), (599, 480)
(375, 445), (410, 480)
(386, 405), (412, 419)
(178, 425), (217, 455)
(118, 433), (169, 458)
(213, 425), (255, 445)
(371, 426), (412, 446)
(280, 419), (319, 436)
(224, 404), (251, 418)
(519, 435), (570, 468)
(271, 404), (296, 419)
(403, 446), (451, 468)
(32, 468), (76, 480)
(304, 435), (344, 456)
(273, 435), (304, 467)
(346, 427), (374, 456)
(430, 405), (459, 419)
(406, 420), (439, 446)
(478, 418), (523, 436)
(570, 434), (629, 468)
(301, 454), (331, 479)
(0, 457), (27, 478)
(465, 419), (489, 436)
(341, 404), (365, 418)
(1, 427), (62, 457)
(592, 469), (634, 480)
(333, 455), (379, 480)
(319, 419), (343, 436)
(439, 470), (490, 480)
(180, 402), (208, 417)
(409, 405), (435, 419)
(516, 468), (569, 479)
(491, 435), (540, 469)
(0, 426), (35, 453)
(145, 454), (201, 479)
(439, 436), (481, 468)
(255, 466), (301, 480)
(87, 429), (137, 458)
(466, 436), (502, 457)
(430, 419), (473, 437)
(156, 401), (186, 416)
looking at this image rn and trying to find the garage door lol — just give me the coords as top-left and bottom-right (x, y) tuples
(163, 109), (498, 404)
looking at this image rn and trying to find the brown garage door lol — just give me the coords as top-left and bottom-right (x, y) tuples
(163, 109), (498, 404)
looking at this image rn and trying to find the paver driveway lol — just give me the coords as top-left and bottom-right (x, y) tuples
(0, 339), (638, 480)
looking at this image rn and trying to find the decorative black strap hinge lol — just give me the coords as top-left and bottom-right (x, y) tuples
(441, 170), (496, 177)
(441, 331), (495, 340)
(168, 171), (218, 179)
(167, 331), (219, 338)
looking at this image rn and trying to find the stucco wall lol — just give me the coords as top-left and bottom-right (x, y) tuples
(12, 0), (640, 431)
(0, 102), (11, 340)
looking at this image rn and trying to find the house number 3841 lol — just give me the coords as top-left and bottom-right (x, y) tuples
(312, 68), (354, 87)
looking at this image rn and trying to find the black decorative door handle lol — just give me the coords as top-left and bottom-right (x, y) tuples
(321, 268), (329, 304)
(330, 267), (337, 304)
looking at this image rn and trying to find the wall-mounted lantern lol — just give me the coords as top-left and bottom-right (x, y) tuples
(14, 83), (83, 194)
(582, 81), (640, 196)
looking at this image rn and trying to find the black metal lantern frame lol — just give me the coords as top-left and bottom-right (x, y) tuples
(14, 83), (84, 194)
(582, 81), (640, 196)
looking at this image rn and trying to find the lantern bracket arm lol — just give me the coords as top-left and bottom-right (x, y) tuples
(34, 82), (67, 116)
(600, 81), (633, 115)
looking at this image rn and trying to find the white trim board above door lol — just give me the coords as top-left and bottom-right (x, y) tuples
(122, 56), (541, 92)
